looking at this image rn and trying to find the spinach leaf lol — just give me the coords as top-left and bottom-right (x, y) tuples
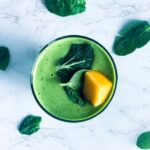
(18, 115), (42, 135)
(57, 43), (93, 83)
(137, 131), (150, 149)
(113, 20), (150, 56)
(64, 86), (85, 106)
(45, 0), (86, 17)
(60, 69), (86, 90)
(0, 46), (10, 71)
(61, 70), (86, 106)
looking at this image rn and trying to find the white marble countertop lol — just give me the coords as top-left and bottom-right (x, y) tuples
(0, 0), (150, 150)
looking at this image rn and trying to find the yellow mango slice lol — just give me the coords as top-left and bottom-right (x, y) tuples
(83, 70), (112, 107)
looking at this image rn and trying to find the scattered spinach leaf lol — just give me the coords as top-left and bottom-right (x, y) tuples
(137, 131), (150, 149)
(0, 46), (10, 71)
(60, 70), (86, 106)
(113, 20), (150, 56)
(18, 115), (42, 135)
(57, 43), (93, 83)
(45, 0), (86, 17)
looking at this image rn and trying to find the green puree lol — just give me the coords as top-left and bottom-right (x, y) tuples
(32, 36), (117, 122)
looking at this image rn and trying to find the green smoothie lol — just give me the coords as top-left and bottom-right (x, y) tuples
(31, 36), (117, 122)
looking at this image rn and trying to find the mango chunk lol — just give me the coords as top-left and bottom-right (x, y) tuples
(83, 70), (112, 107)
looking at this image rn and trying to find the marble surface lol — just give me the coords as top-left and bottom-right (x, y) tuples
(0, 0), (150, 149)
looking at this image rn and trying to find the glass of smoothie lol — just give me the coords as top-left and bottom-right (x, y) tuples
(31, 35), (117, 122)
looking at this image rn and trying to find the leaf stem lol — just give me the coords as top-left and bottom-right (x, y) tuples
(60, 83), (68, 87)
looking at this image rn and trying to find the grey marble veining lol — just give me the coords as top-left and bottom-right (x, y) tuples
(0, 0), (150, 150)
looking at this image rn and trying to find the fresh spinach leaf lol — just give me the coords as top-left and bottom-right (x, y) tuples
(60, 69), (86, 90)
(137, 131), (150, 149)
(64, 86), (85, 106)
(18, 115), (42, 135)
(45, 0), (86, 17)
(60, 70), (86, 106)
(0, 46), (10, 71)
(57, 43), (93, 83)
(57, 44), (93, 106)
(113, 20), (150, 56)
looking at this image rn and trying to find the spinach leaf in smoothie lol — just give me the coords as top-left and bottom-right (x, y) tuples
(57, 43), (93, 83)
(60, 69), (86, 90)
(0, 46), (10, 71)
(64, 86), (85, 106)
(60, 69), (86, 106)
(113, 20), (150, 56)
(137, 131), (150, 149)
(45, 0), (86, 17)
(18, 115), (42, 135)
(57, 43), (93, 106)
